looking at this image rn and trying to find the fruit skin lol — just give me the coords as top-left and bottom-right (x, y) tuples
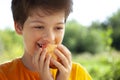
(46, 44), (57, 60)
(46, 44), (58, 69)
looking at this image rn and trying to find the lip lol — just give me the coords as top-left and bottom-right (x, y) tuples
(37, 40), (56, 49)
(37, 43), (47, 48)
(37, 40), (50, 48)
(37, 43), (42, 48)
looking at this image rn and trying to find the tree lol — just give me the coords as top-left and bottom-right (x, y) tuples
(105, 9), (120, 50)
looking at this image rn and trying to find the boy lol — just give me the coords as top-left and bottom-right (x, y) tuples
(0, 0), (92, 80)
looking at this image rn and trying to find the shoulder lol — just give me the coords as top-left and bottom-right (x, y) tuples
(0, 58), (21, 80)
(70, 62), (92, 80)
(71, 62), (86, 74)
(0, 68), (7, 80)
(0, 58), (20, 74)
(71, 62), (86, 71)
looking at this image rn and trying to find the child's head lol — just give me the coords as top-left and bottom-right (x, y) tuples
(11, 0), (73, 27)
(11, 0), (73, 56)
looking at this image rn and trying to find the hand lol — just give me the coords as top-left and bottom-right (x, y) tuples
(51, 44), (72, 80)
(32, 48), (53, 80)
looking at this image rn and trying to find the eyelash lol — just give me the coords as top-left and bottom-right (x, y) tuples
(34, 26), (64, 30)
(56, 26), (63, 30)
(34, 26), (44, 29)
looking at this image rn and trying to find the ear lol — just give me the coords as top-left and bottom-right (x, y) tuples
(14, 22), (23, 35)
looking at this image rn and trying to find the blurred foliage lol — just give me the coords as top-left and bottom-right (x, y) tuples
(0, 29), (23, 63)
(108, 9), (120, 50)
(90, 9), (120, 50)
(63, 20), (113, 54)
(90, 59), (120, 80)
(72, 51), (120, 80)
(89, 54), (120, 80)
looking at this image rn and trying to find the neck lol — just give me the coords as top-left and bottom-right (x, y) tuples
(21, 52), (36, 71)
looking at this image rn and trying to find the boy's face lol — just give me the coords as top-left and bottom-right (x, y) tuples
(15, 9), (65, 55)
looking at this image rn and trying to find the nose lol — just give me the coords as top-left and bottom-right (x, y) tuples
(43, 29), (55, 43)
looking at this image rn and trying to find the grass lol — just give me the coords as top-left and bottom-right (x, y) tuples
(72, 51), (120, 80)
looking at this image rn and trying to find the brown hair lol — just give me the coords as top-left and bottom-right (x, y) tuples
(11, 0), (73, 26)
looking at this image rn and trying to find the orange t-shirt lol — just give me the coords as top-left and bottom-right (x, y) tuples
(0, 58), (92, 80)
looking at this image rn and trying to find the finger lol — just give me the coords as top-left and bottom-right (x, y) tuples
(54, 49), (68, 68)
(39, 48), (47, 70)
(57, 44), (72, 64)
(44, 54), (51, 70)
(32, 48), (42, 68)
(51, 57), (65, 71)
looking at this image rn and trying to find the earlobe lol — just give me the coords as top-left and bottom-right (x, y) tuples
(14, 22), (23, 35)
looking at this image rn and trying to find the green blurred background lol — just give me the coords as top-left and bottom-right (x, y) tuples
(0, 9), (120, 80)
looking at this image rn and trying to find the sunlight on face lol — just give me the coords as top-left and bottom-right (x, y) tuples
(21, 9), (65, 55)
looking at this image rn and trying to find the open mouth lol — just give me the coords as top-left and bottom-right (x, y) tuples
(37, 43), (43, 48)
(37, 43), (47, 48)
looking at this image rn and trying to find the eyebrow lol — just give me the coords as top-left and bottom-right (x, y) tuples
(30, 20), (65, 25)
(30, 20), (44, 24)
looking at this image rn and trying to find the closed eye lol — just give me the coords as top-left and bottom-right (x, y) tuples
(56, 26), (64, 30)
(34, 26), (44, 29)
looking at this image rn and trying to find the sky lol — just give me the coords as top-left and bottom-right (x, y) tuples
(0, 0), (120, 30)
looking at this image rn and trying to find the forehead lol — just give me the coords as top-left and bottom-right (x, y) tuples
(29, 8), (65, 17)
(25, 9), (65, 24)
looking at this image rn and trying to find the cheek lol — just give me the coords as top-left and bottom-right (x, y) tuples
(23, 36), (35, 55)
(55, 32), (64, 44)
(23, 32), (41, 55)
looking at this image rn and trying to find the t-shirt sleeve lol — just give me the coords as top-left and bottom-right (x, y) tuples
(0, 69), (8, 80)
(70, 62), (92, 80)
